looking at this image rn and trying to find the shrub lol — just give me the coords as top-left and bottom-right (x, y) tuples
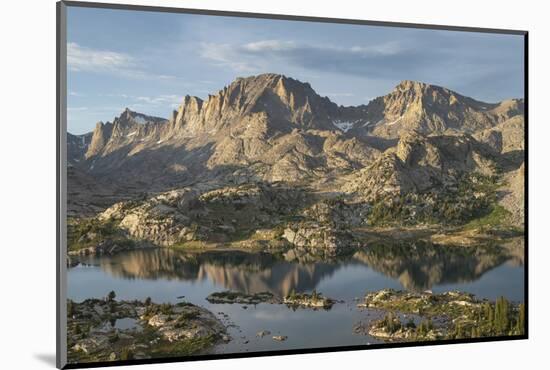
(109, 333), (119, 343)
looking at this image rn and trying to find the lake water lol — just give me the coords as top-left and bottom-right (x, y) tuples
(67, 241), (524, 353)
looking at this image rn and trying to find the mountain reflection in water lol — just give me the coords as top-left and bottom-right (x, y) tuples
(353, 238), (524, 291)
(75, 238), (524, 296)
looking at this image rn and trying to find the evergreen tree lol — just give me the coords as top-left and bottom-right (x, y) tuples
(494, 297), (510, 335)
(121, 348), (134, 361)
(454, 324), (465, 339)
(516, 303), (525, 335)
(416, 319), (432, 337)
(483, 302), (494, 332)
(107, 290), (116, 302)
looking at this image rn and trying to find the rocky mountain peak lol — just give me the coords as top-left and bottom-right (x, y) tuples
(354, 79), (523, 139)
(74, 75), (523, 192)
(115, 108), (165, 125)
(221, 73), (318, 106)
(394, 79), (429, 91)
(171, 73), (340, 134)
(391, 80), (455, 105)
(84, 108), (168, 160)
(182, 95), (204, 108)
(86, 121), (113, 159)
(172, 95), (204, 130)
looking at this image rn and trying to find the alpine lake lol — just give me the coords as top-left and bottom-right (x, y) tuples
(68, 238), (524, 354)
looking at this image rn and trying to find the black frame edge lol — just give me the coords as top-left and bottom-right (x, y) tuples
(56, 2), (60, 367)
(523, 32), (529, 339)
(62, 335), (528, 369)
(57, 1), (68, 369)
(61, 0), (527, 35)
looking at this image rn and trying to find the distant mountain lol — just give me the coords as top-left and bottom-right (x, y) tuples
(85, 109), (168, 159)
(349, 80), (524, 138)
(67, 132), (92, 165)
(67, 74), (525, 225)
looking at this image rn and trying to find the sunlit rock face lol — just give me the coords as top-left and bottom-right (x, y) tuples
(69, 74), (523, 198)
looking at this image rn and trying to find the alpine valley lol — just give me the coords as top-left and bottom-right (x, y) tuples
(66, 74), (525, 363)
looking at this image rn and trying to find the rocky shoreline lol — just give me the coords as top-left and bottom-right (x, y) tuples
(66, 167), (524, 260)
(67, 295), (227, 364)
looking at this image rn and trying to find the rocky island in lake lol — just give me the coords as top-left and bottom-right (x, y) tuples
(357, 289), (525, 342)
(67, 293), (227, 363)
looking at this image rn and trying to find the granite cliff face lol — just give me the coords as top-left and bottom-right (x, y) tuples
(71, 74), (523, 189)
(67, 73), (525, 253)
(72, 74), (389, 188)
(170, 74), (342, 134)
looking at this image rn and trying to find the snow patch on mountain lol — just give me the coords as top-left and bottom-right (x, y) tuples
(332, 120), (354, 132)
(133, 115), (148, 124)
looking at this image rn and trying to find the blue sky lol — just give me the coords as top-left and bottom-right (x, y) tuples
(67, 6), (524, 134)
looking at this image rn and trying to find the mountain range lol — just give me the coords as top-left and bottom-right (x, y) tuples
(67, 73), (525, 231)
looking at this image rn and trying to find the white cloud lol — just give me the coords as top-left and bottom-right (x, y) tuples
(199, 39), (412, 78)
(349, 41), (402, 56)
(199, 43), (258, 72)
(67, 42), (135, 73)
(101, 93), (130, 98)
(135, 94), (183, 107)
(242, 40), (297, 52)
(67, 42), (176, 80)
